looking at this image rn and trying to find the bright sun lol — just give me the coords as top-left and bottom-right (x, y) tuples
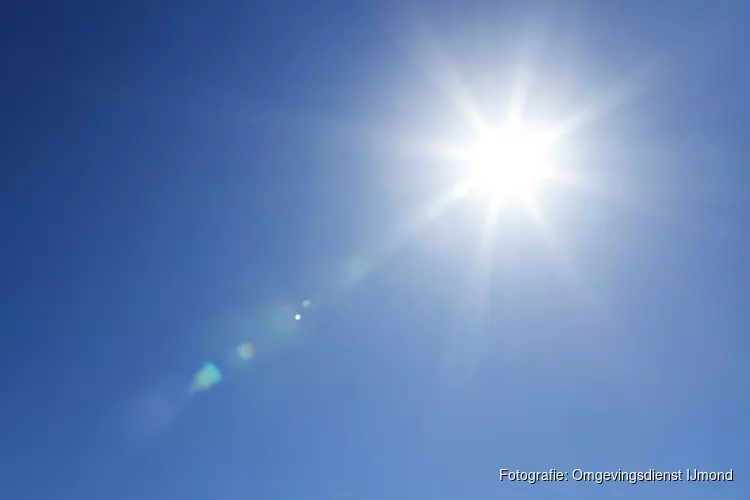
(467, 125), (553, 199)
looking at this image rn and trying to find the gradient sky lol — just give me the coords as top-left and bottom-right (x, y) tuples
(1, 1), (748, 499)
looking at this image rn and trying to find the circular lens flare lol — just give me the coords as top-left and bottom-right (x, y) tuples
(237, 342), (256, 360)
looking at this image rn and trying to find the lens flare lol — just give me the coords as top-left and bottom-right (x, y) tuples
(190, 362), (223, 393)
(236, 342), (256, 360)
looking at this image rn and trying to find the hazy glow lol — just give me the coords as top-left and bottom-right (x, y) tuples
(237, 342), (256, 360)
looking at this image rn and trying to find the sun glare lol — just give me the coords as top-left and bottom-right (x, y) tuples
(468, 125), (553, 199)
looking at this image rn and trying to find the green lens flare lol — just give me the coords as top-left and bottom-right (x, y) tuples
(190, 362), (223, 393)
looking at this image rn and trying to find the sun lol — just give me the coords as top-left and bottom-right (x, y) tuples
(467, 124), (554, 200)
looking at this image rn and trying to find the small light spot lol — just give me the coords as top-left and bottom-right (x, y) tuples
(302, 299), (311, 308)
(294, 313), (302, 321)
(237, 342), (255, 360)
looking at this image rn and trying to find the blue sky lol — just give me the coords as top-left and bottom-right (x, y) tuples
(1, 1), (748, 499)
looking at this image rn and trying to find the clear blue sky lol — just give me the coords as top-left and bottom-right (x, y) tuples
(1, 1), (748, 499)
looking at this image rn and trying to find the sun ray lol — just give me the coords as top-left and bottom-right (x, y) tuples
(411, 23), (494, 138)
(506, 77), (532, 130)
(547, 54), (667, 144)
(518, 191), (613, 321)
